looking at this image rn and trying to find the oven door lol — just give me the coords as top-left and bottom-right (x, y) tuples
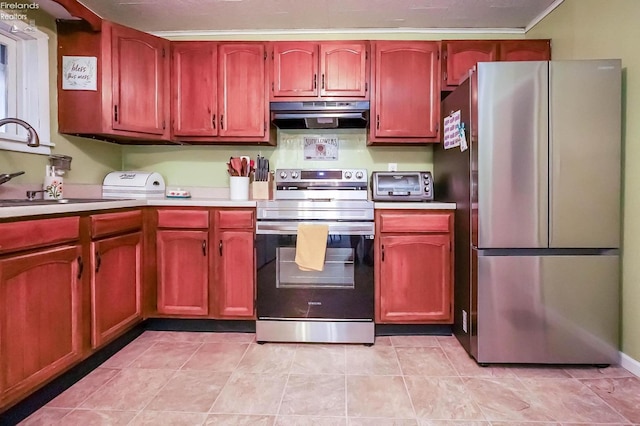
(256, 221), (375, 321)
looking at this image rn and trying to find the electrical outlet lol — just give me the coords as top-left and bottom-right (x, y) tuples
(388, 163), (397, 172)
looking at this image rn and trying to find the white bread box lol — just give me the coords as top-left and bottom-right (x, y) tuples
(102, 171), (166, 199)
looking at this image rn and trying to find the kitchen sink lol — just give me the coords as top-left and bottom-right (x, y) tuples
(0, 198), (128, 207)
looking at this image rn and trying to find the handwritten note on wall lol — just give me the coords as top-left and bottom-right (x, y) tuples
(62, 56), (97, 91)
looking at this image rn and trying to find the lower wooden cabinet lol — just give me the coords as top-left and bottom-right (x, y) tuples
(153, 207), (256, 319)
(90, 210), (143, 348)
(155, 209), (210, 316)
(375, 210), (454, 323)
(156, 229), (210, 316)
(91, 232), (142, 348)
(213, 209), (255, 318)
(0, 244), (83, 408)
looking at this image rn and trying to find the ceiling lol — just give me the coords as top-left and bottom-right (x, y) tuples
(70, 0), (564, 36)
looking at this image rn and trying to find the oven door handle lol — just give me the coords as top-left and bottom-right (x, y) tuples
(256, 221), (374, 235)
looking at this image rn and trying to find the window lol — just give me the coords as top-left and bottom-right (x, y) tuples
(0, 16), (52, 155)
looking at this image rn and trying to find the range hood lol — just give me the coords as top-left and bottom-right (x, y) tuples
(271, 101), (370, 129)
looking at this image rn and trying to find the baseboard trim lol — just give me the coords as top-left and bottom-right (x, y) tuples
(620, 351), (640, 377)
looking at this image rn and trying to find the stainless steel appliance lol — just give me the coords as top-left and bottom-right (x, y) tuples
(270, 101), (370, 129)
(371, 171), (434, 201)
(434, 60), (622, 365)
(256, 168), (375, 344)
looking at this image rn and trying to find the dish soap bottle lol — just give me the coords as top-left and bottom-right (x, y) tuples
(43, 165), (63, 199)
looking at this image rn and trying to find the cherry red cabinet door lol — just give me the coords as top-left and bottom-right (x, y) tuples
(91, 232), (142, 349)
(377, 234), (452, 323)
(215, 230), (254, 318)
(171, 42), (218, 137)
(500, 39), (551, 61)
(371, 41), (440, 142)
(111, 24), (169, 136)
(218, 43), (268, 138)
(271, 42), (318, 98)
(157, 230), (209, 316)
(442, 40), (498, 90)
(0, 245), (82, 406)
(320, 42), (368, 98)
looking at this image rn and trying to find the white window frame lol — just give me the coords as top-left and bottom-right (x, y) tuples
(0, 16), (52, 155)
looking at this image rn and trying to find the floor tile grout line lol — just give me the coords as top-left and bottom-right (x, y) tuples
(521, 375), (634, 424)
(205, 341), (252, 414)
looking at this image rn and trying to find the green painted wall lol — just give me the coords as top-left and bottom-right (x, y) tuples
(528, 0), (640, 364)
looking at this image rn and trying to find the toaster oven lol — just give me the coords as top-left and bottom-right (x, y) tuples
(371, 171), (434, 201)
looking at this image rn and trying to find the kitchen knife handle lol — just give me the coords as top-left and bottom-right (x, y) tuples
(95, 251), (101, 273)
(202, 240), (207, 256)
(212, 114), (216, 130)
(219, 240), (223, 256)
(77, 256), (84, 279)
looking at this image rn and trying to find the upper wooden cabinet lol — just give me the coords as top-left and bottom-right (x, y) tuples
(499, 39), (552, 61)
(57, 20), (170, 142)
(369, 41), (440, 144)
(171, 42), (217, 138)
(441, 39), (551, 90)
(171, 42), (273, 144)
(270, 42), (369, 100)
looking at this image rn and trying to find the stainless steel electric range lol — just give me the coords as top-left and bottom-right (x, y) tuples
(255, 168), (375, 344)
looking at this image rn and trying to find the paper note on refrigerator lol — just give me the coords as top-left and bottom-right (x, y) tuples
(443, 110), (462, 149)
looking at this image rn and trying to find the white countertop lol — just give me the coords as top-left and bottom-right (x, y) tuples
(373, 201), (456, 210)
(0, 198), (259, 219)
(0, 197), (455, 219)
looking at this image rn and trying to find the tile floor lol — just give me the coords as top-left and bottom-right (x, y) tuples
(20, 331), (640, 425)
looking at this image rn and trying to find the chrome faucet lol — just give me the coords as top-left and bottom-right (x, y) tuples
(0, 118), (40, 147)
(0, 171), (25, 185)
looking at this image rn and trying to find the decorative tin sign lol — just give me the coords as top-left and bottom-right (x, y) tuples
(303, 136), (339, 161)
(62, 56), (97, 91)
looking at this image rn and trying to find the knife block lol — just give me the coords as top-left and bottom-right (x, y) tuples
(251, 175), (273, 200)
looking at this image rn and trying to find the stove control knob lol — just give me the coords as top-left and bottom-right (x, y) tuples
(279, 171), (288, 179)
(355, 171), (364, 179)
(344, 171), (353, 179)
(291, 171), (299, 179)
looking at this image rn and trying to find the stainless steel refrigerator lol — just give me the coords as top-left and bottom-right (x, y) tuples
(434, 60), (622, 365)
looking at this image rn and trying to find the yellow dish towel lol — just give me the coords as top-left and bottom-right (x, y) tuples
(295, 223), (329, 271)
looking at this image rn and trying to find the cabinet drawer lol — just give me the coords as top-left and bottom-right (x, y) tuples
(216, 209), (254, 229)
(0, 216), (80, 254)
(377, 211), (451, 233)
(91, 210), (142, 238)
(157, 209), (209, 229)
